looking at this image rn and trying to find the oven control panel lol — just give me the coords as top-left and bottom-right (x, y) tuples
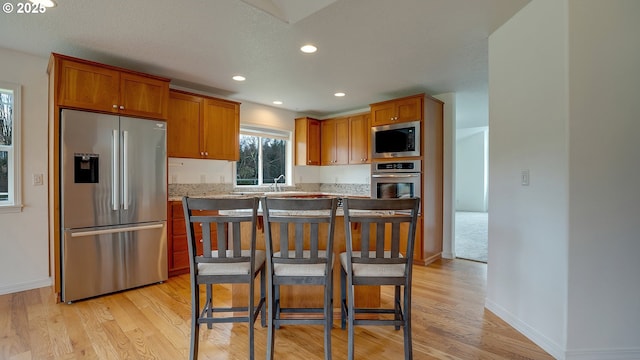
(373, 160), (421, 173)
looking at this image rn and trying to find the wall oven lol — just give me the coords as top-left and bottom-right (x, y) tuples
(371, 120), (421, 158)
(371, 160), (421, 202)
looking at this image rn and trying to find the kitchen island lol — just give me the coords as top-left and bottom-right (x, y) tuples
(169, 191), (419, 311)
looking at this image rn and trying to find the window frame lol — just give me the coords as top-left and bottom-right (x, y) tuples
(0, 81), (22, 213)
(235, 126), (292, 187)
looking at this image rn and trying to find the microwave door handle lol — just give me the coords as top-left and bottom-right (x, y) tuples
(371, 174), (419, 178)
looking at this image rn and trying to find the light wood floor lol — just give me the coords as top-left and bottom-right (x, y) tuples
(0, 259), (554, 359)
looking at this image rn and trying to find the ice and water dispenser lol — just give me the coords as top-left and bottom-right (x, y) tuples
(74, 153), (99, 183)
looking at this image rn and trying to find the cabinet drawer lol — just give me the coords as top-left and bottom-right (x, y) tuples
(171, 202), (184, 217)
(173, 234), (189, 252)
(172, 250), (190, 271)
(172, 219), (186, 235)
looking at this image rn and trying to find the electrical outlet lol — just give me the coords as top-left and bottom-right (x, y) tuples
(32, 173), (44, 186)
(171, 175), (178, 184)
(219, 175), (225, 183)
(200, 174), (206, 183)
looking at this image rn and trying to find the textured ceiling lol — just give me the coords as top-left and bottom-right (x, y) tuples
(0, 0), (529, 127)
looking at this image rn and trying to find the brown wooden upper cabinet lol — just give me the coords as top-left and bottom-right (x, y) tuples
(51, 53), (170, 120)
(370, 94), (423, 126)
(295, 117), (321, 165)
(321, 117), (349, 165)
(167, 89), (240, 161)
(348, 113), (371, 164)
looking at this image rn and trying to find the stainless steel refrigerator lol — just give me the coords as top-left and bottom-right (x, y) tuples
(60, 109), (168, 303)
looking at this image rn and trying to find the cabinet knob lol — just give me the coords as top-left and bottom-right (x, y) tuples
(119, 105), (125, 110)
(113, 104), (118, 109)
(204, 152), (208, 156)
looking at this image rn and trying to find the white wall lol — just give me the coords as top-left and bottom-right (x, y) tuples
(487, 0), (569, 357)
(0, 48), (50, 294)
(488, 1), (640, 359)
(456, 127), (487, 212)
(566, 0), (640, 355)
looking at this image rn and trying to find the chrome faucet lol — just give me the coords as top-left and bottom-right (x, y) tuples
(273, 174), (285, 192)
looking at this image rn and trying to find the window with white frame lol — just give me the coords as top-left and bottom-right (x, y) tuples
(0, 81), (21, 212)
(236, 126), (291, 187)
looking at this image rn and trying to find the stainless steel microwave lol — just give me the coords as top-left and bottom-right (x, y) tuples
(371, 120), (421, 158)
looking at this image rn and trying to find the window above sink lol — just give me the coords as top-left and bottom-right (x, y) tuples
(236, 126), (292, 188)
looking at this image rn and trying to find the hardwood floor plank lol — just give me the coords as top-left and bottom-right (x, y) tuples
(0, 260), (554, 359)
(58, 301), (99, 359)
(25, 291), (55, 360)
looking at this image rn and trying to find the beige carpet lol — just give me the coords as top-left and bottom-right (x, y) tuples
(455, 211), (488, 263)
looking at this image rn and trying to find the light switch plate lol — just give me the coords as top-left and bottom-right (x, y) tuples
(33, 173), (44, 186)
(521, 170), (530, 186)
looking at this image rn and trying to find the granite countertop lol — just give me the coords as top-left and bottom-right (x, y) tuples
(168, 183), (371, 202)
(169, 191), (368, 202)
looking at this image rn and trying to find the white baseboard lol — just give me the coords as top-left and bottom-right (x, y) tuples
(486, 298), (640, 360)
(485, 298), (565, 360)
(441, 251), (455, 259)
(565, 348), (640, 360)
(0, 277), (52, 296)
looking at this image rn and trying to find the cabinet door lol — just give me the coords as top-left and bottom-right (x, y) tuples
(321, 119), (336, 165)
(295, 117), (321, 165)
(307, 119), (321, 165)
(349, 114), (370, 164)
(167, 91), (203, 158)
(395, 96), (422, 123)
(57, 59), (120, 113)
(202, 98), (240, 161)
(371, 95), (423, 126)
(334, 117), (349, 165)
(370, 102), (396, 126)
(322, 118), (349, 165)
(119, 72), (169, 119)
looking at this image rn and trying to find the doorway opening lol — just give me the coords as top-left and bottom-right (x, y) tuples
(454, 127), (488, 263)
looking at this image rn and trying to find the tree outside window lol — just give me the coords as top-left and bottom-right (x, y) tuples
(0, 81), (20, 211)
(237, 133), (287, 186)
(0, 89), (13, 202)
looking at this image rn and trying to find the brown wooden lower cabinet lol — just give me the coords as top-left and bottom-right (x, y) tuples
(167, 201), (217, 277)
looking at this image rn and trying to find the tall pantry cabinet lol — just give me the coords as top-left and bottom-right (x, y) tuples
(47, 53), (171, 300)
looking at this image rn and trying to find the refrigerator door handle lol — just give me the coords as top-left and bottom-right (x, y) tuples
(122, 130), (129, 210)
(69, 223), (164, 238)
(112, 129), (120, 211)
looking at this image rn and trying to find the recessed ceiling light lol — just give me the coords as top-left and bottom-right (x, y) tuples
(334, 92), (346, 97)
(232, 75), (246, 81)
(300, 44), (317, 54)
(29, 0), (56, 7)
(273, 100), (283, 105)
